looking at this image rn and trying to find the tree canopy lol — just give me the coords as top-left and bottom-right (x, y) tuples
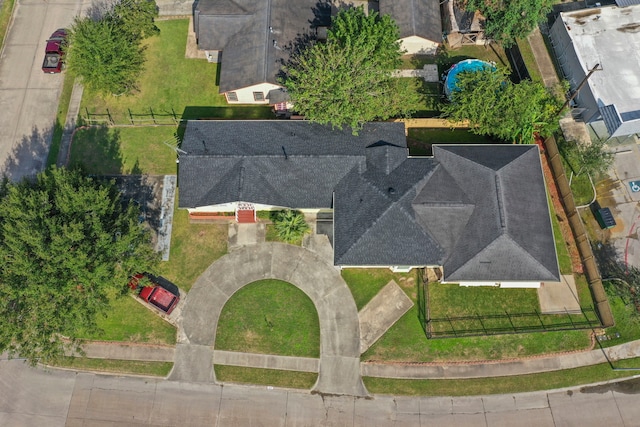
(66, 0), (159, 95)
(281, 6), (420, 133)
(0, 168), (158, 364)
(466, 0), (553, 47)
(112, 0), (160, 41)
(441, 67), (562, 143)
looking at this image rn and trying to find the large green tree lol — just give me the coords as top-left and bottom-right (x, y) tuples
(281, 7), (420, 133)
(67, 16), (146, 95)
(0, 168), (158, 364)
(466, 0), (553, 47)
(442, 68), (562, 143)
(111, 0), (160, 41)
(66, 0), (158, 96)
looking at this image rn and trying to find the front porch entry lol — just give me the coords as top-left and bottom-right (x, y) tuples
(235, 202), (256, 223)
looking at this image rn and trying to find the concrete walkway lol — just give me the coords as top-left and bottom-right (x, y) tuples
(75, 337), (640, 380)
(56, 81), (83, 167)
(169, 242), (367, 397)
(362, 340), (640, 379)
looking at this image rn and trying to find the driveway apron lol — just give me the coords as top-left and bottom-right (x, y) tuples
(169, 242), (368, 397)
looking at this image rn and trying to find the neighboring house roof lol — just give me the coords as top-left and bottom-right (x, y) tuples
(194, 0), (443, 94)
(553, 5), (640, 137)
(178, 120), (560, 282)
(379, 0), (442, 42)
(194, 0), (331, 94)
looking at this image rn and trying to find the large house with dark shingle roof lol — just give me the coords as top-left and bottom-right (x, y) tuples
(178, 120), (560, 287)
(192, 0), (442, 104)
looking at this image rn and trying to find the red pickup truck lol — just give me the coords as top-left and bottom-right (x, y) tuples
(128, 273), (180, 315)
(42, 29), (67, 73)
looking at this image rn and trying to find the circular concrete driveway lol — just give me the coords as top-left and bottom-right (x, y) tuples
(169, 242), (368, 397)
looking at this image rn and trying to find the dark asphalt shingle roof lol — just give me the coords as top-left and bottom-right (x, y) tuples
(430, 145), (560, 282)
(333, 158), (444, 266)
(178, 121), (559, 282)
(195, 0), (442, 93)
(178, 121), (407, 209)
(194, 0), (331, 93)
(379, 0), (442, 42)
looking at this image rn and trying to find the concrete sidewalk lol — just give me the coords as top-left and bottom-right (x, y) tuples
(75, 338), (640, 380)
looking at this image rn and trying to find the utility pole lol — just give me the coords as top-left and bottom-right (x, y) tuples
(560, 63), (601, 113)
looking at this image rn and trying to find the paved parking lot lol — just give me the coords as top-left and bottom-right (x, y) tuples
(595, 140), (640, 270)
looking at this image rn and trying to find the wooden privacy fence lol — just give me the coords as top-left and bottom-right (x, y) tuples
(545, 135), (614, 327)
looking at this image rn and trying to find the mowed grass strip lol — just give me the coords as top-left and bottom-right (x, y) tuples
(216, 280), (320, 358)
(215, 366), (318, 389)
(69, 126), (178, 175)
(77, 296), (177, 345)
(52, 357), (173, 377)
(79, 19), (273, 123)
(407, 128), (497, 156)
(364, 357), (640, 396)
(157, 190), (228, 292)
(342, 268), (417, 311)
(48, 71), (77, 167)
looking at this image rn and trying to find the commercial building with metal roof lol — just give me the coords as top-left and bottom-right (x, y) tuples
(550, 4), (640, 138)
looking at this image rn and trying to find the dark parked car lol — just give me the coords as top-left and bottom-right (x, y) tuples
(42, 29), (67, 73)
(128, 273), (180, 315)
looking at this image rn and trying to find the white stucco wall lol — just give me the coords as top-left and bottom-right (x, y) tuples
(225, 82), (284, 104)
(188, 203), (324, 214)
(399, 35), (440, 55)
(457, 281), (541, 288)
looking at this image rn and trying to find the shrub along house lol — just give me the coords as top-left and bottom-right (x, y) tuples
(192, 0), (442, 105)
(178, 120), (560, 287)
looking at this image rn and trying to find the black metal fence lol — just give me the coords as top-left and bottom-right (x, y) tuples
(81, 108), (178, 126)
(419, 278), (602, 339)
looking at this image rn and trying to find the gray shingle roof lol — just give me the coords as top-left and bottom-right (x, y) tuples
(431, 145), (560, 282)
(379, 0), (442, 42)
(195, 0), (442, 93)
(194, 0), (331, 93)
(178, 121), (559, 282)
(178, 121), (407, 209)
(333, 158), (444, 266)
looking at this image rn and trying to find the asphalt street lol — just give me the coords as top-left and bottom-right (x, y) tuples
(0, 0), (86, 180)
(2, 359), (640, 426)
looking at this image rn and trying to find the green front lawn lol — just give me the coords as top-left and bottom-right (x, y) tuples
(69, 126), (178, 175)
(342, 268), (417, 311)
(79, 19), (273, 124)
(427, 283), (599, 337)
(349, 268), (593, 363)
(216, 279), (320, 358)
(157, 190), (228, 292)
(363, 305), (591, 362)
(78, 296), (177, 345)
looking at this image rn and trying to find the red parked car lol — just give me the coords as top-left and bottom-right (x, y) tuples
(128, 273), (180, 315)
(42, 29), (67, 73)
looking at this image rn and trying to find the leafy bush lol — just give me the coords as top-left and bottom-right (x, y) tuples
(270, 210), (310, 244)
